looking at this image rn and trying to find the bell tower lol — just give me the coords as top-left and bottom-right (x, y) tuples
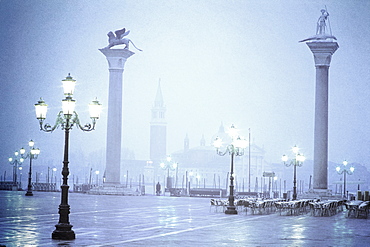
(150, 80), (167, 162)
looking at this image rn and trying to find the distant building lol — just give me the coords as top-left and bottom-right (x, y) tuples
(171, 123), (270, 192)
(142, 86), (273, 194)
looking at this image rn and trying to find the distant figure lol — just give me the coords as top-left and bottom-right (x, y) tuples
(103, 27), (142, 51)
(156, 182), (161, 196)
(317, 9), (329, 35)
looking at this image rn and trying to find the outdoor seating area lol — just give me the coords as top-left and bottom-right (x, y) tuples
(275, 199), (315, 216)
(345, 200), (369, 219)
(242, 198), (282, 215)
(308, 200), (346, 217)
(210, 198), (228, 212)
(211, 198), (284, 215)
(210, 197), (360, 217)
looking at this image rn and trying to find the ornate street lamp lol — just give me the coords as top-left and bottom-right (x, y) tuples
(213, 124), (247, 214)
(160, 155), (178, 191)
(20, 140), (41, 196)
(8, 151), (24, 189)
(336, 160), (354, 199)
(282, 145), (305, 200)
(34, 73), (102, 240)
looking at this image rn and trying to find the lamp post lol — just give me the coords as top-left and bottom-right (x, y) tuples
(51, 167), (57, 184)
(160, 155), (178, 192)
(336, 160), (354, 199)
(34, 73), (102, 240)
(52, 167), (57, 191)
(18, 167), (23, 187)
(282, 145), (305, 201)
(196, 175), (201, 188)
(213, 124), (247, 214)
(188, 171), (193, 194)
(95, 170), (100, 186)
(20, 140), (41, 196)
(8, 151), (24, 189)
(273, 176), (278, 198)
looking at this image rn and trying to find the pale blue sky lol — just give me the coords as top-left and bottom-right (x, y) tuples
(1, 0), (369, 173)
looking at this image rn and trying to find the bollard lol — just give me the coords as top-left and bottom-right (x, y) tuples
(283, 193), (287, 200)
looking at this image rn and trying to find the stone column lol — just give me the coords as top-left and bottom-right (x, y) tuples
(99, 48), (134, 184)
(307, 41), (338, 190)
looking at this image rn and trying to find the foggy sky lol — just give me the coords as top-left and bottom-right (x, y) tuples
(1, 0), (369, 174)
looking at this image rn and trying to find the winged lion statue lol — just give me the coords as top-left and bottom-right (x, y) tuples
(103, 28), (142, 51)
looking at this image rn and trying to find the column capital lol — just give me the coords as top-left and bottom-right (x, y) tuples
(99, 48), (135, 70)
(307, 41), (339, 67)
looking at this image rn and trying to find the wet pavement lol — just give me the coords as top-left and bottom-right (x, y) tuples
(0, 190), (369, 246)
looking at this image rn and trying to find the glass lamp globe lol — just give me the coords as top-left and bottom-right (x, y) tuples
(34, 98), (48, 120)
(62, 73), (76, 96)
(89, 98), (102, 119)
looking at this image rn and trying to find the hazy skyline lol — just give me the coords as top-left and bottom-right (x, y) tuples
(1, 1), (369, 175)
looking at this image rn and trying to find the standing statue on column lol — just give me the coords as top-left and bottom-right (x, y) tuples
(299, 9), (336, 42)
(316, 9), (329, 35)
(103, 28), (142, 51)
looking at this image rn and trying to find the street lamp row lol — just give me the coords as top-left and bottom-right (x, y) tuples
(35, 74), (101, 240)
(8, 151), (24, 188)
(281, 146), (354, 200)
(8, 140), (40, 195)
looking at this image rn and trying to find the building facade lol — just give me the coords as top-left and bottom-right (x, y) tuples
(170, 123), (270, 192)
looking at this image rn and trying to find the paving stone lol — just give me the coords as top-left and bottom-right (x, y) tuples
(0, 191), (369, 246)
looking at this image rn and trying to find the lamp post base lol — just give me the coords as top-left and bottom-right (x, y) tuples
(52, 223), (75, 240)
(25, 191), (33, 196)
(225, 206), (238, 215)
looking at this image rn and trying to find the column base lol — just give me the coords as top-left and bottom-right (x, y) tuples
(52, 223), (75, 240)
(88, 184), (138, 196)
(225, 206), (238, 215)
(25, 191), (33, 196)
(304, 189), (342, 200)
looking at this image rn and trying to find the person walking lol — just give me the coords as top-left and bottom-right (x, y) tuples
(156, 182), (161, 196)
